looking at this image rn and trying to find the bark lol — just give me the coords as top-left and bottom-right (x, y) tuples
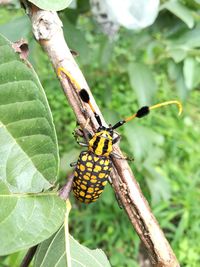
(21, 2), (180, 266)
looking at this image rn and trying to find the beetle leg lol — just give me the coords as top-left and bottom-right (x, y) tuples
(112, 134), (121, 144)
(73, 127), (84, 137)
(111, 152), (134, 162)
(59, 173), (74, 200)
(70, 161), (77, 167)
(73, 128), (88, 146)
(73, 123), (93, 145)
(77, 142), (88, 147)
(108, 176), (123, 209)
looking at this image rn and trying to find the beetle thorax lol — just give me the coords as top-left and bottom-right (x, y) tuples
(88, 130), (112, 156)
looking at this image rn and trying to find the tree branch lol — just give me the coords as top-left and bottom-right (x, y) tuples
(21, 2), (180, 266)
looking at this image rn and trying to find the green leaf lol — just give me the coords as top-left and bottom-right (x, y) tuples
(0, 16), (31, 42)
(124, 123), (164, 163)
(172, 211), (189, 245)
(166, 47), (187, 63)
(162, 1), (194, 29)
(144, 167), (171, 205)
(0, 181), (65, 255)
(99, 38), (115, 67)
(60, 149), (80, 173)
(175, 70), (188, 101)
(0, 33), (59, 193)
(128, 62), (157, 106)
(34, 226), (111, 267)
(28, 0), (73, 11)
(183, 57), (200, 89)
(167, 61), (188, 100)
(166, 23), (200, 62)
(62, 17), (90, 65)
(0, 34), (65, 256)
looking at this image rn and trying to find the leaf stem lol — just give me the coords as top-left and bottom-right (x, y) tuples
(20, 245), (38, 267)
(65, 200), (72, 267)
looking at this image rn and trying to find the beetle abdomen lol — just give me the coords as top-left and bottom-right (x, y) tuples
(73, 151), (112, 204)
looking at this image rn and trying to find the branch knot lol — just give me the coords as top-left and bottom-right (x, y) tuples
(32, 10), (63, 40)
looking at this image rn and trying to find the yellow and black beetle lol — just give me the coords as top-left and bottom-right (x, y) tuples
(58, 67), (182, 204)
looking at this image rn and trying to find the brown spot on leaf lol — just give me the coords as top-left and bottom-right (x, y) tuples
(12, 39), (29, 61)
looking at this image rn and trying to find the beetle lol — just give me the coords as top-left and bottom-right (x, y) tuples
(58, 67), (182, 204)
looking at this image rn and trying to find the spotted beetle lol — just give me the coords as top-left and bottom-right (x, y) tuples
(58, 67), (182, 204)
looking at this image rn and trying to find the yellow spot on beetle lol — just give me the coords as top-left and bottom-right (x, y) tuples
(100, 160), (104, 165)
(83, 175), (89, 180)
(94, 156), (99, 162)
(91, 179), (97, 183)
(80, 191), (85, 197)
(103, 166), (109, 171)
(94, 165), (102, 172)
(88, 187), (94, 193)
(97, 190), (103, 194)
(82, 155), (87, 161)
(86, 162), (93, 168)
(82, 180), (87, 185)
(88, 155), (92, 160)
(91, 175), (96, 179)
(99, 173), (105, 178)
(86, 194), (92, 198)
(80, 164), (85, 171)
(102, 181), (107, 186)
(81, 184), (87, 190)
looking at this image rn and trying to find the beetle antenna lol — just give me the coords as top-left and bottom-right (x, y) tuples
(79, 89), (102, 126)
(57, 67), (81, 90)
(112, 100), (182, 130)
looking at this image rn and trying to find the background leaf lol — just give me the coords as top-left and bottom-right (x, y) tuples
(28, 0), (73, 11)
(0, 16), (31, 42)
(183, 57), (200, 89)
(162, 1), (194, 29)
(34, 226), (111, 267)
(128, 62), (157, 106)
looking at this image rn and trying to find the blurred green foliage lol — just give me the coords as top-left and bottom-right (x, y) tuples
(0, 0), (200, 266)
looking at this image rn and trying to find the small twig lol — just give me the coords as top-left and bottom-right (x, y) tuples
(20, 245), (38, 267)
(21, 2), (180, 267)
